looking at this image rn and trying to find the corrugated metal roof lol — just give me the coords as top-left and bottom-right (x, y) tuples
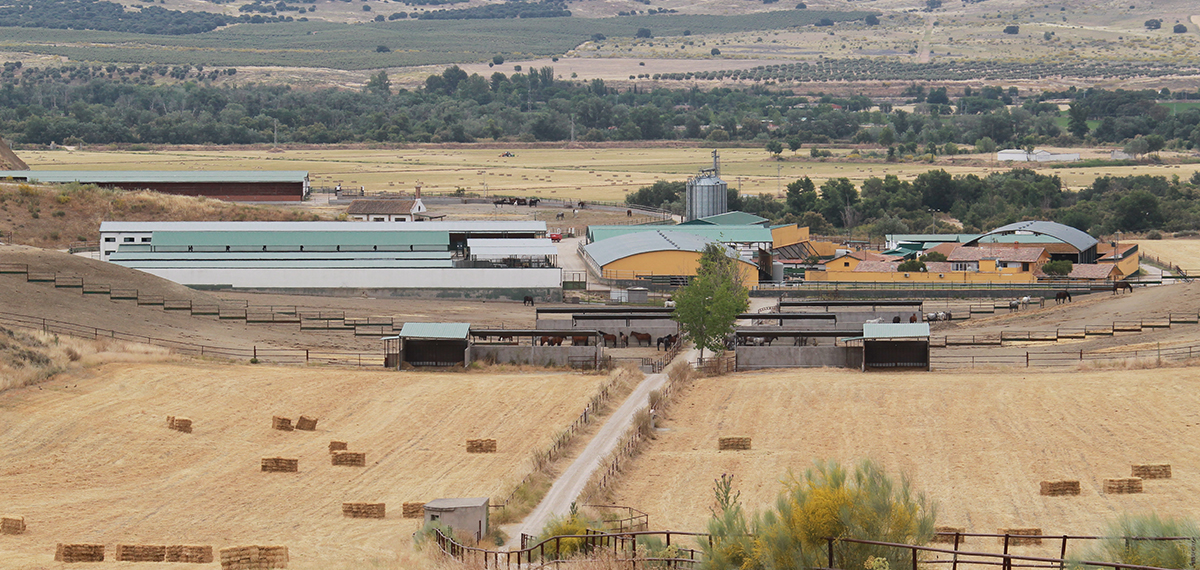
(843, 323), (931, 341)
(99, 220), (546, 233)
(583, 230), (736, 267)
(398, 323), (471, 339)
(148, 230), (447, 248)
(467, 238), (558, 258)
(587, 224), (773, 244)
(967, 221), (1098, 252)
(347, 199), (416, 215)
(0, 170), (309, 183)
(679, 211), (769, 226)
(423, 497), (489, 509)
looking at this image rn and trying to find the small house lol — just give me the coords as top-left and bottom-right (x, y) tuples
(424, 497), (489, 543)
(347, 198), (428, 222)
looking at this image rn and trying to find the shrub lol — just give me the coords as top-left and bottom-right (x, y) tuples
(898, 259), (926, 272)
(1173, 23), (1187, 33)
(635, 27), (652, 38)
(920, 251), (947, 262)
(711, 47), (721, 55)
(1074, 514), (1199, 570)
(1147, 230), (1163, 240)
(535, 508), (597, 559)
(1042, 260), (1072, 275)
(1003, 25), (1019, 34)
(375, 45), (390, 52)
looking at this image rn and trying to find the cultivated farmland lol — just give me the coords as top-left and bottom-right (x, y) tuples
(605, 366), (1200, 545)
(0, 362), (606, 568)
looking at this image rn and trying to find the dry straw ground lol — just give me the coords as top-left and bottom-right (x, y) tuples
(606, 366), (1200, 554)
(0, 362), (605, 568)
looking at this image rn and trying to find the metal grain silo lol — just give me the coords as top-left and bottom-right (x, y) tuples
(685, 151), (728, 221)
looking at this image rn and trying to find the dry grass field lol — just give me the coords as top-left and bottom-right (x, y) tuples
(0, 361), (606, 569)
(22, 147), (1200, 204)
(605, 366), (1200, 549)
(1130, 238), (1200, 270)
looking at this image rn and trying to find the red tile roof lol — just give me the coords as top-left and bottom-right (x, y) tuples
(948, 246), (1046, 263)
(347, 199), (416, 215)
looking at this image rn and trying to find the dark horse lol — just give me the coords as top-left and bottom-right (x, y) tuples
(1055, 291), (1072, 304)
(523, 295), (534, 306)
(1113, 281), (1133, 294)
(629, 331), (652, 346)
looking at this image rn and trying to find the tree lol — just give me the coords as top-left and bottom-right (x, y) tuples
(1003, 25), (1019, 34)
(492, 54), (505, 65)
(672, 244), (750, 360)
(1174, 23), (1188, 33)
(375, 45), (390, 52)
(1067, 102), (1090, 138)
(1041, 260), (1072, 275)
(1144, 19), (1161, 30)
(865, 14), (878, 25)
(786, 137), (803, 153)
(786, 176), (818, 214)
(635, 28), (652, 38)
(898, 259), (926, 272)
(711, 48), (721, 56)
(1124, 136), (1150, 158)
(765, 140), (783, 157)
(920, 251), (948, 262)
(364, 71), (391, 96)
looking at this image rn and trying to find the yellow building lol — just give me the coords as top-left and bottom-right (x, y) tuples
(1096, 242), (1139, 278)
(807, 246), (1049, 284)
(581, 230), (759, 287)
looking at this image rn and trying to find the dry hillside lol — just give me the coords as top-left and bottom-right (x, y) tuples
(0, 361), (606, 569)
(606, 366), (1200, 552)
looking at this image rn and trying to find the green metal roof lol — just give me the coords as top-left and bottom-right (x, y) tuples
(0, 170), (308, 183)
(679, 211), (769, 226)
(149, 230), (448, 248)
(587, 225), (773, 244)
(399, 323), (471, 339)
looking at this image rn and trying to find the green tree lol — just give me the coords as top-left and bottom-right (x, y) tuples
(364, 71), (391, 96)
(672, 244), (750, 359)
(878, 126), (895, 147)
(1041, 260), (1072, 275)
(765, 140), (784, 157)
(786, 176), (818, 215)
(898, 259), (926, 272)
(920, 251), (948, 262)
(1067, 102), (1090, 138)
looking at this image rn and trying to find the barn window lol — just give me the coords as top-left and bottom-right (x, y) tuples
(141, 237), (151, 242)
(105, 250), (114, 257)
(843, 262), (850, 267)
(104, 237), (115, 242)
(123, 237), (134, 242)
(373, 217), (385, 222)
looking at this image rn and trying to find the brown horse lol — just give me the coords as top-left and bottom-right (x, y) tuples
(600, 332), (619, 347)
(1055, 291), (1072, 304)
(539, 336), (564, 346)
(630, 331), (652, 346)
(1114, 281), (1133, 294)
(571, 336), (589, 346)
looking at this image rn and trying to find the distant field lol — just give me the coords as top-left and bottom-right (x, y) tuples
(1131, 238), (1200, 269)
(606, 367), (1200, 542)
(0, 11), (869, 69)
(22, 146), (1200, 202)
(0, 362), (604, 568)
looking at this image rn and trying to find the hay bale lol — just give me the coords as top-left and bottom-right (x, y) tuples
(342, 502), (386, 519)
(1104, 477), (1143, 494)
(170, 417), (193, 433)
(1, 516), (26, 535)
(166, 545), (214, 563)
(261, 457), (299, 473)
(328, 441), (348, 453)
(272, 416), (293, 431)
(1039, 480), (1081, 496)
(402, 502), (425, 518)
(166, 415), (175, 428)
(331, 451), (366, 467)
(998, 528), (1042, 546)
(466, 439), (497, 453)
(295, 416), (318, 431)
(931, 526), (966, 544)
(220, 545), (288, 570)
(1131, 464), (1171, 479)
(115, 544), (166, 562)
(55, 543), (105, 563)
(718, 437), (752, 451)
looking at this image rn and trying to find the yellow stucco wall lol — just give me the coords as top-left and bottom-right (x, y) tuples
(602, 250), (759, 286)
(771, 225), (810, 248)
(1102, 253), (1139, 277)
(806, 269), (1037, 284)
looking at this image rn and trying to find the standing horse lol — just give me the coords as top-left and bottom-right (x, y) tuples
(1055, 291), (1072, 304)
(600, 332), (619, 347)
(630, 331), (652, 346)
(1114, 281), (1133, 294)
(523, 295), (535, 306)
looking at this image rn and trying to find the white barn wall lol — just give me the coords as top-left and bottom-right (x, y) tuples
(130, 267), (562, 290)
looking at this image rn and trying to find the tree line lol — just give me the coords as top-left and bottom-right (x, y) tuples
(626, 170), (1200, 236)
(0, 0), (292, 34)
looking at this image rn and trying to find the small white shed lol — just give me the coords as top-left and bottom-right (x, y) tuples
(424, 497), (489, 542)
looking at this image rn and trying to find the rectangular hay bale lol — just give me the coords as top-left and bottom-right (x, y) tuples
(1, 516), (26, 535)
(1131, 464), (1171, 479)
(1104, 477), (1143, 494)
(718, 437), (752, 451)
(166, 545), (214, 563)
(220, 545), (288, 569)
(1039, 480), (1081, 496)
(402, 502), (425, 518)
(295, 416), (318, 431)
(261, 457), (299, 473)
(170, 417), (193, 433)
(342, 502), (386, 519)
(55, 543), (105, 563)
(931, 526), (966, 544)
(331, 451), (366, 467)
(272, 416), (293, 431)
(115, 544), (166, 562)
(329, 441), (348, 453)
(466, 439), (497, 453)
(998, 528), (1042, 546)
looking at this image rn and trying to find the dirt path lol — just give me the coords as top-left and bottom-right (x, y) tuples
(509, 348), (697, 542)
(918, 16), (935, 64)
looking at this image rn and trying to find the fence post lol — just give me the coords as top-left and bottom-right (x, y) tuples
(1060, 535), (1068, 570)
(912, 545), (918, 570)
(827, 538), (834, 569)
(306, 349), (310, 363)
(254, 346), (257, 360)
(1026, 352), (1029, 367)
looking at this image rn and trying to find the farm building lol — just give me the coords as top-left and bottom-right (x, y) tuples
(996, 149), (1080, 162)
(842, 323), (931, 371)
(1097, 242), (1139, 277)
(99, 221), (560, 300)
(423, 498), (489, 543)
(963, 220), (1099, 264)
(390, 323), (471, 368)
(0, 170), (309, 201)
(581, 230), (759, 286)
(807, 246), (1044, 284)
(679, 211), (771, 227)
(585, 225), (775, 260)
(347, 198), (432, 222)
(685, 152), (728, 221)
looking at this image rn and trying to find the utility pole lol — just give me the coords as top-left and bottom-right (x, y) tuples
(273, 119), (278, 147)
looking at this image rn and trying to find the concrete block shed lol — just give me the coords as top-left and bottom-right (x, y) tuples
(842, 322), (931, 371)
(424, 497), (489, 542)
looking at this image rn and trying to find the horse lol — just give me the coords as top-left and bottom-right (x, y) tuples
(1009, 300), (1020, 312)
(664, 299), (675, 309)
(936, 311), (948, 321)
(1055, 291), (1072, 304)
(619, 332), (629, 348)
(600, 332), (619, 347)
(630, 331), (652, 346)
(555, 211), (565, 220)
(498, 335), (514, 343)
(1020, 296), (1031, 309)
(571, 336), (589, 346)
(1114, 281), (1133, 294)
(523, 295), (535, 306)
(865, 318), (884, 324)
(539, 335), (563, 346)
